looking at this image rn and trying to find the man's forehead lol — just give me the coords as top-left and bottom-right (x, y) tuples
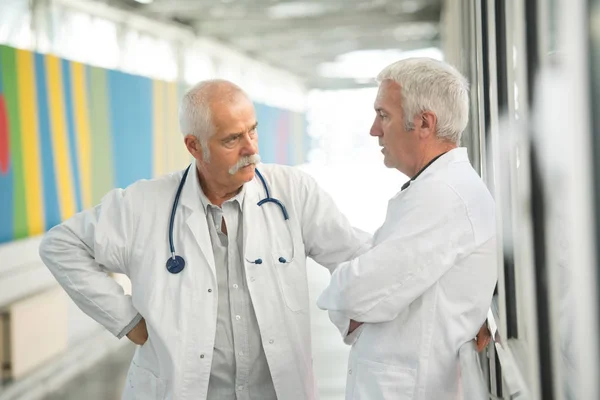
(212, 106), (256, 134)
(212, 97), (254, 118)
(375, 80), (401, 107)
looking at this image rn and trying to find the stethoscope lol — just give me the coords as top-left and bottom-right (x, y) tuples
(166, 165), (295, 274)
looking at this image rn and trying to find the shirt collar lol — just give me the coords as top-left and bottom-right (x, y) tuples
(401, 147), (468, 191)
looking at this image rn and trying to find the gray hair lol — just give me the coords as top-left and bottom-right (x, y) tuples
(376, 57), (469, 144)
(179, 79), (249, 160)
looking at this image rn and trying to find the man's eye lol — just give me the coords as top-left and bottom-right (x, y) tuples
(223, 137), (238, 147)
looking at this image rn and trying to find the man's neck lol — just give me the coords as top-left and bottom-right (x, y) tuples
(197, 169), (242, 207)
(411, 144), (457, 178)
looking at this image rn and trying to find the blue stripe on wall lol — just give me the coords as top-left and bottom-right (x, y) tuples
(255, 102), (276, 163)
(277, 111), (289, 165)
(107, 70), (153, 188)
(0, 169), (13, 243)
(0, 50), (13, 243)
(61, 59), (83, 213)
(35, 53), (61, 231)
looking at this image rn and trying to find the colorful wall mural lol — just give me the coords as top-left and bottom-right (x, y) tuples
(0, 45), (309, 244)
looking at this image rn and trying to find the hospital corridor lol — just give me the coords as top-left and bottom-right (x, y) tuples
(1, 0), (600, 399)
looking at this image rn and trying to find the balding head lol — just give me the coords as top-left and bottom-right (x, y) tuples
(181, 79), (259, 201)
(179, 79), (250, 149)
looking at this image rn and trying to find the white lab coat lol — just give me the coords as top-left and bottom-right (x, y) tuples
(317, 148), (498, 400)
(39, 163), (370, 400)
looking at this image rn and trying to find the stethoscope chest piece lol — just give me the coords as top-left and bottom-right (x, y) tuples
(166, 255), (185, 274)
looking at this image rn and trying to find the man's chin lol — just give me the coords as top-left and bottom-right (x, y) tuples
(382, 157), (392, 168)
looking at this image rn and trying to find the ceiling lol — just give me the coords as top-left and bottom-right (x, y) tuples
(100, 0), (443, 89)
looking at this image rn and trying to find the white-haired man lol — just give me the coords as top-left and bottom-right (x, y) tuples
(317, 58), (498, 399)
(39, 80), (371, 400)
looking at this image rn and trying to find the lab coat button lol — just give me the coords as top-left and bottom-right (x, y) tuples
(200, 354), (205, 359)
(348, 369), (352, 375)
(208, 289), (212, 293)
(236, 315), (241, 320)
(269, 339), (274, 344)
(250, 277), (255, 282)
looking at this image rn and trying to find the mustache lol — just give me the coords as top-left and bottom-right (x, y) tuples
(229, 154), (261, 175)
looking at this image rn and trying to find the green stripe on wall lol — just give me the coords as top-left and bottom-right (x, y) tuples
(87, 66), (114, 204)
(0, 45), (27, 238)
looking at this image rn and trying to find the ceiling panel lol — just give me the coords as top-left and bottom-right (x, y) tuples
(102, 0), (443, 88)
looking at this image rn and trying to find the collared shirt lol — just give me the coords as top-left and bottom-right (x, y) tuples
(197, 183), (277, 400)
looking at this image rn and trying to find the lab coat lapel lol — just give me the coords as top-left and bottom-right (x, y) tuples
(178, 164), (216, 274)
(242, 173), (266, 264)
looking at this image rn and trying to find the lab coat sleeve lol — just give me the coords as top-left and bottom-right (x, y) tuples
(297, 172), (372, 341)
(327, 309), (365, 345)
(316, 183), (474, 323)
(39, 188), (141, 338)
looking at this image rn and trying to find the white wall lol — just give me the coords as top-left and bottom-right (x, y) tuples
(0, 237), (117, 382)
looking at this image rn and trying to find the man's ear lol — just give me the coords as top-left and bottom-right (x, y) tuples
(418, 111), (437, 138)
(184, 135), (204, 161)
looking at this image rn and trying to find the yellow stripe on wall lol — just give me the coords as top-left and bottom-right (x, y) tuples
(153, 80), (166, 177)
(16, 49), (45, 235)
(166, 82), (186, 172)
(71, 62), (92, 209)
(45, 55), (77, 221)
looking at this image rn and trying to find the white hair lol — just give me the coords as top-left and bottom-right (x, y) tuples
(179, 79), (248, 160)
(376, 57), (469, 144)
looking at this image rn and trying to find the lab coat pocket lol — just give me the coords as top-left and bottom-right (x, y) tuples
(123, 359), (167, 400)
(273, 254), (307, 312)
(353, 359), (416, 400)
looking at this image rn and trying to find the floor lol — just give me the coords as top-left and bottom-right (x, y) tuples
(42, 345), (136, 400)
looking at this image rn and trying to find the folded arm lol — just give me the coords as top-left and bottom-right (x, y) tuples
(317, 183), (473, 323)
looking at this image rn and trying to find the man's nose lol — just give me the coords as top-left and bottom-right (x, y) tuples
(370, 118), (382, 137)
(240, 133), (257, 155)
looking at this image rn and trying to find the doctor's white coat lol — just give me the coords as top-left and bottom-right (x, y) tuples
(39, 163), (370, 400)
(318, 148), (498, 400)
